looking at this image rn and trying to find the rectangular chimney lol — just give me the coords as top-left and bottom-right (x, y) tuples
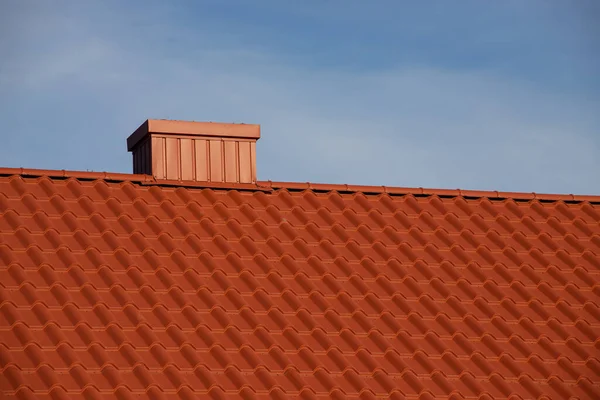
(127, 119), (260, 183)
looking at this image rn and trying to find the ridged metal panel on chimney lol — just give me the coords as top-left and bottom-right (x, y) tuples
(127, 119), (260, 184)
(132, 138), (151, 175)
(149, 135), (257, 182)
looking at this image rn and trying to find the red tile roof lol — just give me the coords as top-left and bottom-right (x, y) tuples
(1, 168), (599, 400)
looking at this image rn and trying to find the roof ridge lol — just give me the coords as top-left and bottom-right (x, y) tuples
(1, 166), (599, 202)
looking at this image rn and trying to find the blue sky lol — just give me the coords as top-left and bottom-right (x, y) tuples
(1, 0), (599, 194)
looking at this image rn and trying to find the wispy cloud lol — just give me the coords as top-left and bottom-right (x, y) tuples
(0, 1), (598, 194)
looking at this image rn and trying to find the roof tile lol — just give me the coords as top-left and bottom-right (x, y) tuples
(1, 173), (600, 399)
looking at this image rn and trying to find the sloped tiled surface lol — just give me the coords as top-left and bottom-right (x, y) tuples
(1, 174), (600, 399)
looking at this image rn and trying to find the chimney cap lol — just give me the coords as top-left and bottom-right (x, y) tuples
(127, 119), (260, 151)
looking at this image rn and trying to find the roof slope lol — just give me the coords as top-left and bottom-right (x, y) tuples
(1, 171), (599, 400)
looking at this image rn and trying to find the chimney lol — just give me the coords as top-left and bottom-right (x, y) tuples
(127, 119), (260, 183)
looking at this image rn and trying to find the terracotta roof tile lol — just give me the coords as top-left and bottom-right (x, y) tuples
(1, 170), (600, 399)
